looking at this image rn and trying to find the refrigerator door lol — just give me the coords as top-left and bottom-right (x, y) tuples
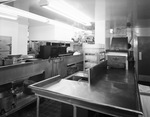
(138, 37), (150, 82)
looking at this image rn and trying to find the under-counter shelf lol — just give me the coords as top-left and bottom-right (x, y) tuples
(0, 94), (36, 117)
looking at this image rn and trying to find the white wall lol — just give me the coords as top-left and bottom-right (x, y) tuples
(95, 0), (105, 44)
(29, 24), (55, 41)
(29, 24), (75, 42)
(18, 24), (28, 54)
(95, 21), (105, 44)
(0, 19), (18, 54)
(54, 25), (74, 41)
(134, 28), (150, 36)
(0, 18), (29, 55)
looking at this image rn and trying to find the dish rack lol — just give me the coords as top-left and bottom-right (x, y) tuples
(82, 43), (105, 71)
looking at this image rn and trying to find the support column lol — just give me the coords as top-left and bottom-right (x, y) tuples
(95, 0), (106, 45)
(14, 0), (29, 55)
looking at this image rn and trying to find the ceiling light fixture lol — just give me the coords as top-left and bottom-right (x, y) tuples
(39, 0), (92, 26)
(0, 0), (16, 4)
(0, 4), (86, 31)
(48, 19), (84, 31)
(0, 12), (18, 20)
(0, 4), (49, 23)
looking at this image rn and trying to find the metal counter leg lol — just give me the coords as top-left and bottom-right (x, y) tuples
(126, 58), (128, 70)
(37, 96), (40, 117)
(73, 105), (77, 117)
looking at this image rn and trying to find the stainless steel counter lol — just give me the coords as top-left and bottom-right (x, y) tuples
(30, 62), (142, 117)
(0, 55), (83, 117)
(0, 55), (83, 85)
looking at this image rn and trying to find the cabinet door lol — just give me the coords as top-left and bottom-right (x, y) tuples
(138, 37), (150, 80)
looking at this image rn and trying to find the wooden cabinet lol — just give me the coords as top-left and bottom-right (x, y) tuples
(0, 36), (11, 58)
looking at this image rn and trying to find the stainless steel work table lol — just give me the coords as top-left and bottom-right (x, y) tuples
(30, 62), (142, 117)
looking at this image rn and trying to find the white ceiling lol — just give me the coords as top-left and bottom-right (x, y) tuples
(28, 0), (95, 28)
(6, 0), (150, 28)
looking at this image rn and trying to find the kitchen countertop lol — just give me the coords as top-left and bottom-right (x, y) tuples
(0, 55), (83, 85)
(0, 58), (43, 69)
(30, 68), (142, 117)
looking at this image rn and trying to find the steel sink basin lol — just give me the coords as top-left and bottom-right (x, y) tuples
(65, 71), (88, 82)
(66, 76), (88, 82)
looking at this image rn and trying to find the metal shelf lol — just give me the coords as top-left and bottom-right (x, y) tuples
(0, 94), (37, 117)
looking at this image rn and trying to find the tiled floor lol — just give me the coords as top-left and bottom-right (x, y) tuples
(7, 98), (113, 117)
(8, 99), (61, 117)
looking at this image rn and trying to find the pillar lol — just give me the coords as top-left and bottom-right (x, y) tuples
(95, 0), (106, 45)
